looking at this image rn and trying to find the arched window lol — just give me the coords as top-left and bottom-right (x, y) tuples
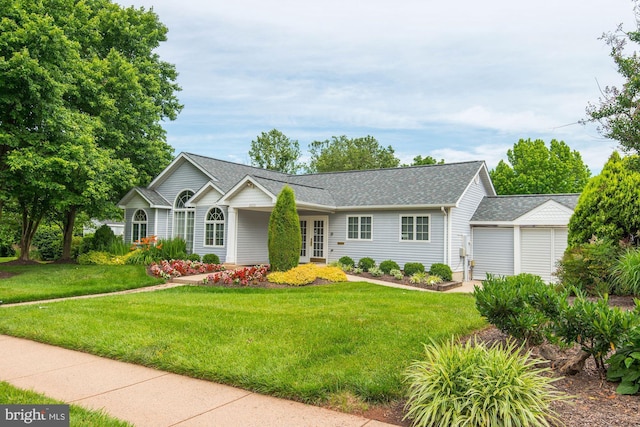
(174, 190), (195, 253)
(205, 207), (225, 247)
(132, 209), (148, 243)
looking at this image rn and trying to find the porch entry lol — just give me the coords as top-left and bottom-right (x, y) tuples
(299, 216), (327, 263)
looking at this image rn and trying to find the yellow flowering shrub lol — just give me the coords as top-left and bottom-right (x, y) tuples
(267, 264), (347, 286)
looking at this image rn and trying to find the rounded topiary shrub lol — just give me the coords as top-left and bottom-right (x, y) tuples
(429, 263), (452, 281)
(186, 253), (201, 262)
(404, 339), (564, 427)
(338, 256), (355, 267)
(379, 259), (400, 274)
(404, 262), (425, 277)
(358, 257), (376, 272)
(202, 253), (220, 264)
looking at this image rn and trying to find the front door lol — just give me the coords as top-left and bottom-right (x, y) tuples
(299, 216), (327, 263)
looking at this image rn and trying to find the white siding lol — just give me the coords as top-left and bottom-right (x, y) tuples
(192, 205), (228, 262)
(228, 186), (273, 208)
(472, 227), (514, 279)
(328, 210), (445, 269)
(236, 210), (270, 265)
(451, 174), (491, 273)
(521, 227), (567, 283)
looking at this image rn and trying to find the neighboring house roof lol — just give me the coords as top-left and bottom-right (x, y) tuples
(178, 152), (493, 209)
(471, 194), (580, 222)
(118, 187), (171, 209)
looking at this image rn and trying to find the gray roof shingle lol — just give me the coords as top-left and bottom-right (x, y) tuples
(181, 152), (488, 208)
(471, 194), (580, 222)
(135, 187), (171, 207)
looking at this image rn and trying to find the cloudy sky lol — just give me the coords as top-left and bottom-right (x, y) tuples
(119, 0), (637, 173)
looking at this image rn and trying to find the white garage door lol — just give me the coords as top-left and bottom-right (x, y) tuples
(520, 228), (568, 283)
(472, 227), (514, 280)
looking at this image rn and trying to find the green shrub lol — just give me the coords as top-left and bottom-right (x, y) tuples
(268, 186), (301, 272)
(474, 274), (562, 345)
(425, 275), (443, 285)
(410, 272), (427, 284)
(157, 237), (187, 260)
(611, 248), (640, 295)
(357, 257), (376, 272)
(429, 263), (452, 281)
(78, 235), (94, 255)
(404, 338), (564, 427)
(555, 238), (620, 296)
(403, 262), (424, 277)
(77, 251), (134, 265)
(551, 291), (639, 370)
(202, 253), (220, 264)
(379, 260), (400, 274)
(607, 327), (640, 395)
(0, 224), (17, 257)
(186, 253), (201, 262)
(125, 249), (159, 265)
(92, 224), (116, 252)
(107, 238), (130, 256)
(33, 227), (62, 261)
(338, 256), (355, 267)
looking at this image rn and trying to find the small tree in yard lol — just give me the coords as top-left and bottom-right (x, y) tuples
(268, 186), (301, 271)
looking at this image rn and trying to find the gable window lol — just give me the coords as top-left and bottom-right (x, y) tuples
(400, 215), (430, 241)
(347, 216), (372, 240)
(174, 190), (195, 253)
(132, 209), (147, 242)
(205, 207), (225, 247)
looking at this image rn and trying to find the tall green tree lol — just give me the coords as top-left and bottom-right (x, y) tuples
(306, 135), (400, 173)
(403, 155), (445, 167)
(249, 129), (301, 174)
(268, 186), (301, 272)
(586, 2), (640, 154)
(489, 139), (590, 195)
(0, 0), (181, 260)
(568, 152), (640, 246)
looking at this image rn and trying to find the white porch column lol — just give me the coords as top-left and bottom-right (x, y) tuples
(226, 207), (237, 263)
(513, 225), (521, 275)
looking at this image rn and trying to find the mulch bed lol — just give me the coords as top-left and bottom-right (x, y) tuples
(350, 271), (463, 291)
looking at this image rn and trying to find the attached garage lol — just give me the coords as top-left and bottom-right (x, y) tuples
(470, 195), (579, 282)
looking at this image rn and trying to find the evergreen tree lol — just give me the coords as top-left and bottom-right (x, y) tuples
(268, 186), (301, 271)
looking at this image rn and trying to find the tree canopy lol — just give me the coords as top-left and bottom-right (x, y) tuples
(306, 135), (400, 173)
(249, 129), (301, 174)
(568, 152), (640, 246)
(489, 139), (590, 195)
(0, 0), (181, 260)
(403, 155), (445, 167)
(587, 3), (640, 154)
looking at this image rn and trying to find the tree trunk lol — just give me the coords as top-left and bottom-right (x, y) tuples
(60, 207), (77, 260)
(19, 208), (40, 261)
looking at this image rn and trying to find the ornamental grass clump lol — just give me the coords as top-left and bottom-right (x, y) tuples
(611, 248), (640, 295)
(404, 338), (564, 427)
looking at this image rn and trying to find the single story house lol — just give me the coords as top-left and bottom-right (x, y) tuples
(118, 152), (579, 282)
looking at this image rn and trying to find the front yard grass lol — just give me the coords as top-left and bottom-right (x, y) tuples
(0, 264), (164, 304)
(0, 282), (484, 405)
(0, 381), (132, 426)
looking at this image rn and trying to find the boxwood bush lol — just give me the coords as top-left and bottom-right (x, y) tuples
(403, 262), (424, 277)
(429, 263), (452, 281)
(357, 257), (376, 272)
(338, 256), (355, 267)
(202, 253), (220, 264)
(379, 260), (400, 274)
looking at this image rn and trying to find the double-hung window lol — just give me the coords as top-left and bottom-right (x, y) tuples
(400, 215), (430, 241)
(174, 190), (195, 253)
(132, 209), (147, 243)
(347, 216), (372, 240)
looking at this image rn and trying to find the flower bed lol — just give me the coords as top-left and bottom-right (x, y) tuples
(207, 265), (269, 286)
(150, 259), (225, 280)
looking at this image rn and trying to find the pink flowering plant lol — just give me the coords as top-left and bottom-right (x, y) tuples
(207, 265), (269, 286)
(150, 259), (225, 280)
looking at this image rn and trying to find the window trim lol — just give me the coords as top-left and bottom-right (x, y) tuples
(399, 214), (431, 242)
(346, 215), (373, 241)
(173, 189), (195, 253)
(204, 207), (225, 247)
(131, 209), (148, 243)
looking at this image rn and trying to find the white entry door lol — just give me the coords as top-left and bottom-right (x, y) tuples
(299, 216), (327, 263)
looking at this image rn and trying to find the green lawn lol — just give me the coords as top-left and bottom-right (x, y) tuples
(0, 257), (17, 263)
(0, 382), (132, 426)
(0, 282), (485, 404)
(0, 264), (164, 304)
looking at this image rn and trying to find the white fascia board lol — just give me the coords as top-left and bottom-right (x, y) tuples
(470, 221), (515, 227)
(335, 204), (455, 212)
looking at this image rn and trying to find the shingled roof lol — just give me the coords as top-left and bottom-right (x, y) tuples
(181, 153), (492, 208)
(471, 194), (580, 222)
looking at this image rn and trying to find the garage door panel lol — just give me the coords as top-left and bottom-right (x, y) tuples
(472, 228), (514, 280)
(521, 228), (567, 283)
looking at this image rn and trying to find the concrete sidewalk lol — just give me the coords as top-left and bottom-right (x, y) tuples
(0, 335), (395, 427)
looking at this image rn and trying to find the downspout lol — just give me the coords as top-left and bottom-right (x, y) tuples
(441, 207), (448, 266)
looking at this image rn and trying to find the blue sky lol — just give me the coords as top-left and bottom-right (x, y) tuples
(119, 0), (637, 173)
